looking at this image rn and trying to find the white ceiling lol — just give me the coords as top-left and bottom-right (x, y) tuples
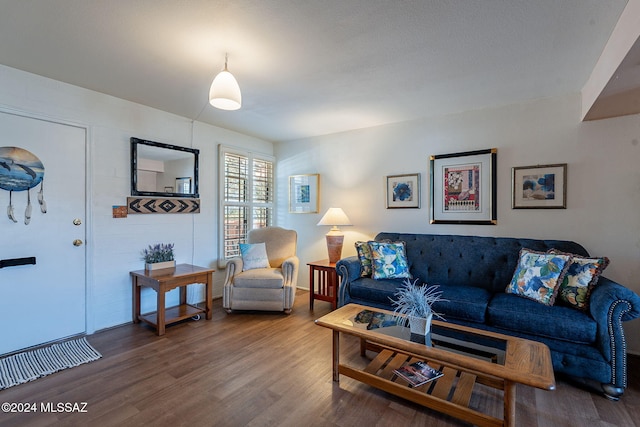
(0, 0), (630, 142)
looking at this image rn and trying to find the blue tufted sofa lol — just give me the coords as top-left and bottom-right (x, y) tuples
(336, 232), (640, 400)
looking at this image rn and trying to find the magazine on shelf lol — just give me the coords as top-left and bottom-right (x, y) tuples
(393, 361), (444, 387)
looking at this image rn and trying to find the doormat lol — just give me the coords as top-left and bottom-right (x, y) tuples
(0, 337), (102, 390)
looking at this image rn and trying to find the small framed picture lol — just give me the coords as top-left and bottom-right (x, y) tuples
(512, 163), (567, 209)
(386, 173), (420, 208)
(289, 174), (320, 213)
(430, 148), (497, 224)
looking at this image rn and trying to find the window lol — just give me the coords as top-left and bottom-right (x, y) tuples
(219, 145), (275, 262)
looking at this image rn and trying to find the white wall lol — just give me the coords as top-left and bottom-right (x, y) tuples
(2, 61), (639, 355)
(0, 64), (273, 334)
(275, 94), (640, 354)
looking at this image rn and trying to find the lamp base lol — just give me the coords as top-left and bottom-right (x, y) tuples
(325, 234), (344, 264)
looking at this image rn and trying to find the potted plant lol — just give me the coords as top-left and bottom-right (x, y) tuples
(141, 243), (175, 271)
(390, 278), (445, 345)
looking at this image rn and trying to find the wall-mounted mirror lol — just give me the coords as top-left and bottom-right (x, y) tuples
(131, 137), (199, 198)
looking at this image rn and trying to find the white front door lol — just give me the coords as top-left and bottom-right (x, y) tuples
(0, 111), (86, 355)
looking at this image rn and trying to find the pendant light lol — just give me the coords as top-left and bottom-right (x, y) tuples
(209, 53), (242, 111)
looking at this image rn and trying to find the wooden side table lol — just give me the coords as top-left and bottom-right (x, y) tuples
(131, 263), (214, 335)
(308, 260), (338, 310)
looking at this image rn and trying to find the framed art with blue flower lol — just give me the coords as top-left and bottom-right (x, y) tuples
(386, 173), (420, 208)
(512, 163), (567, 209)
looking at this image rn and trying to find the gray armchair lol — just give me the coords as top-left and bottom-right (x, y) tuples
(223, 227), (299, 314)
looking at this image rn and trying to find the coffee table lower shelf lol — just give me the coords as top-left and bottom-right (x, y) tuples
(341, 347), (507, 427)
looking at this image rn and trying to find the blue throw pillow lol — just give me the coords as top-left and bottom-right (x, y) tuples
(369, 241), (412, 280)
(506, 248), (571, 306)
(239, 242), (271, 271)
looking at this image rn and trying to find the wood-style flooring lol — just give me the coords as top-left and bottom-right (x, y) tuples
(1, 290), (638, 427)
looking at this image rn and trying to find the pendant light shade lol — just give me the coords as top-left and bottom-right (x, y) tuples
(209, 54), (241, 111)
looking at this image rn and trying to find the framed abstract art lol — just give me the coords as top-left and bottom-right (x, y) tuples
(430, 148), (497, 225)
(512, 163), (567, 209)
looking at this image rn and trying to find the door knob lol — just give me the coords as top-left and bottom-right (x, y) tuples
(73, 239), (83, 247)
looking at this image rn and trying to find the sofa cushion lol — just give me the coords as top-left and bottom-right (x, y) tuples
(431, 285), (491, 323)
(488, 293), (596, 344)
(369, 241), (412, 280)
(506, 248), (571, 306)
(233, 268), (284, 289)
(239, 242), (271, 271)
(549, 249), (610, 311)
(349, 277), (406, 306)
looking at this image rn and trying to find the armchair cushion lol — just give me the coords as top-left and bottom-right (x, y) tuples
(240, 242), (271, 271)
(249, 227), (297, 268)
(233, 268), (284, 289)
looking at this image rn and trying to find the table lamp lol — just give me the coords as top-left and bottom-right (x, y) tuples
(317, 207), (352, 263)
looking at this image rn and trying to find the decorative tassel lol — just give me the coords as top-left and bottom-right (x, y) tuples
(7, 190), (18, 223)
(25, 189), (32, 225)
(38, 180), (47, 213)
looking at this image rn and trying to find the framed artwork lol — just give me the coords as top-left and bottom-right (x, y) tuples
(430, 148), (497, 225)
(512, 163), (567, 209)
(289, 174), (319, 213)
(386, 173), (420, 208)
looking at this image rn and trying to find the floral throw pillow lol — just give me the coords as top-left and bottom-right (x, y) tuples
(239, 242), (271, 271)
(355, 241), (374, 277)
(369, 241), (412, 280)
(549, 249), (609, 311)
(506, 248), (571, 306)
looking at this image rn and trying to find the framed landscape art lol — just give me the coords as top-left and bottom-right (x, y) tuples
(512, 163), (567, 209)
(429, 148), (497, 225)
(289, 174), (319, 213)
(386, 173), (420, 208)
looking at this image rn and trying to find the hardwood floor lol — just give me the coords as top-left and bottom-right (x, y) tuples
(1, 290), (638, 427)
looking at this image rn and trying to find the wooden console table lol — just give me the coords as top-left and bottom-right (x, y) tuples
(308, 259), (338, 310)
(131, 263), (214, 335)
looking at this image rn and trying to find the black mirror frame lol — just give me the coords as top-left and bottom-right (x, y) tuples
(130, 137), (200, 198)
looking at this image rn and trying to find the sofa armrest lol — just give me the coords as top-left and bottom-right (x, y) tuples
(588, 277), (640, 388)
(281, 256), (299, 288)
(590, 277), (640, 323)
(336, 256), (361, 307)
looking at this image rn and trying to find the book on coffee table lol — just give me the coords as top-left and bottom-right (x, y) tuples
(393, 361), (443, 387)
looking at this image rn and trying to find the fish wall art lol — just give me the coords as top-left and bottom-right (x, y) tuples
(0, 146), (47, 225)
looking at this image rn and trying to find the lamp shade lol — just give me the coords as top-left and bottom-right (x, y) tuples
(209, 56), (241, 111)
(317, 207), (352, 227)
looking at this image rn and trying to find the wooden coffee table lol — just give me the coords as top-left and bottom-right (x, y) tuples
(315, 304), (555, 427)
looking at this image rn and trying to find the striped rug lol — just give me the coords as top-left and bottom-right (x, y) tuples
(0, 337), (102, 390)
